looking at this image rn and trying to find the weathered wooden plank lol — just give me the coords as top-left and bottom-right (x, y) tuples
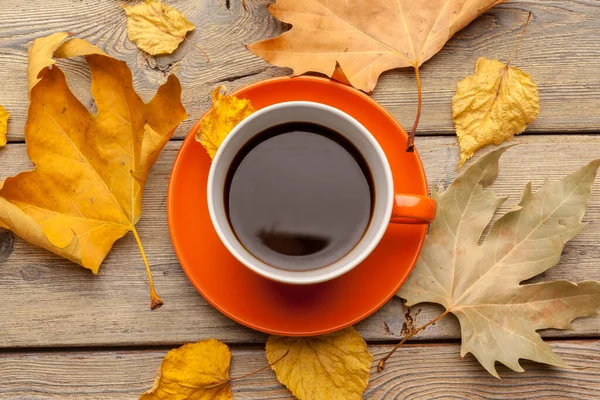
(1, 340), (599, 399)
(0, 135), (599, 347)
(1, 0), (600, 142)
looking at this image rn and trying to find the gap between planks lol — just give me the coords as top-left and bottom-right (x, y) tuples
(1, 340), (600, 400)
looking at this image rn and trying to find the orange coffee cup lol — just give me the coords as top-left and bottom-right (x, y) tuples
(207, 102), (436, 284)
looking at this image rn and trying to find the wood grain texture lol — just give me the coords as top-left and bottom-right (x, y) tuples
(1, 340), (599, 399)
(0, 135), (599, 347)
(1, 0), (600, 142)
(1, 0), (600, 396)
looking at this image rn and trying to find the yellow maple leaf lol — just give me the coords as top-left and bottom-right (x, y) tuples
(0, 105), (9, 147)
(54, 37), (108, 59)
(27, 32), (69, 96)
(122, 0), (196, 55)
(266, 327), (372, 400)
(453, 57), (539, 168)
(0, 34), (187, 309)
(140, 339), (232, 400)
(27, 33), (107, 96)
(196, 86), (255, 158)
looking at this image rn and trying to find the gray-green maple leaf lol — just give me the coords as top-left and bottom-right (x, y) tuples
(398, 147), (600, 377)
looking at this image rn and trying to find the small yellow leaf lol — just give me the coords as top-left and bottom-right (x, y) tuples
(123, 0), (195, 55)
(196, 86), (255, 159)
(453, 57), (539, 168)
(266, 327), (372, 400)
(0, 105), (9, 147)
(140, 339), (232, 400)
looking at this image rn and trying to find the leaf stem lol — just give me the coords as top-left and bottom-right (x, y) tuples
(230, 349), (290, 382)
(377, 309), (450, 372)
(132, 226), (163, 310)
(406, 66), (421, 152)
(183, 36), (210, 62)
(506, 12), (532, 68)
(204, 349), (290, 389)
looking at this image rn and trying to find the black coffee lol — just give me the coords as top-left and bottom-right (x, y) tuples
(225, 122), (374, 271)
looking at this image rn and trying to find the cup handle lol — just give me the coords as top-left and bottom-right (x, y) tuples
(390, 194), (437, 225)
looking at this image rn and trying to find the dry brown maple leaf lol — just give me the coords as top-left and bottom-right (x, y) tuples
(0, 34), (187, 309)
(379, 147), (600, 377)
(248, 0), (506, 91)
(248, 0), (506, 149)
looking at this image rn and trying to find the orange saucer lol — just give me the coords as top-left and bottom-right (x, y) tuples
(167, 76), (429, 336)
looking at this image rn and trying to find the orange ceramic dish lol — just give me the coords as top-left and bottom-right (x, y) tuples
(167, 76), (429, 336)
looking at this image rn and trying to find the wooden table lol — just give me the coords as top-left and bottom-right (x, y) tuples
(1, 1), (599, 398)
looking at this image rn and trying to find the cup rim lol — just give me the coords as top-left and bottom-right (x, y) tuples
(207, 101), (394, 284)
